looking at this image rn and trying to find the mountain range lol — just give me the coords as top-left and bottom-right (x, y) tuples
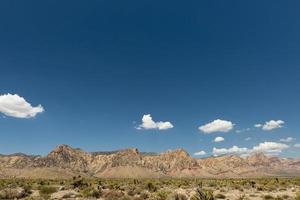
(0, 144), (299, 179)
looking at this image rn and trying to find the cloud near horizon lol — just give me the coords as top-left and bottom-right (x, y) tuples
(212, 142), (289, 156)
(294, 144), (300, 148)
(137, 114), (174, 130)
(194, 150), (206, 156)
(280, 137), (294, 143)
(199, 119), (234, 134)
(0, 93), (44, 118)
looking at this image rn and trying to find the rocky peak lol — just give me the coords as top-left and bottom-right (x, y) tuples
(246, 152), (274, 166)
(162, 148), (190, 158)
(48, 145), (79, 159)
(109, 148), (142, 167)
(42, 144), (90, 170)
(120, 148), (140, 155)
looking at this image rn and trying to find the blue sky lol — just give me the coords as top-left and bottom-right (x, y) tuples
(0, 1), (300, 157)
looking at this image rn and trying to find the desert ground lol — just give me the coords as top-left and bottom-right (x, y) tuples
(0, 177), (299, 200)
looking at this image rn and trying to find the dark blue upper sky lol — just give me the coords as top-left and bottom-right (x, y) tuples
(0, 1), (300, 157)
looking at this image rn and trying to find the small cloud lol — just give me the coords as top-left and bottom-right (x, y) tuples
(194, 150), (206, 156)
(136, 114), (173, 130)
(0, 93), (44, 118)
(262, 120), (285, 131)
(254, 124), (262, 128)
(245, 137), (251, 141)
(236, 128), (251, 133)
(279, 137), (294, 143)
(199, 119), (234, 134)
(294, 144), (300, 148)
(214, 136), (224, 143)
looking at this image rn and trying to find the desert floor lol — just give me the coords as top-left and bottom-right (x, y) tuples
(0, 177), (299, 200)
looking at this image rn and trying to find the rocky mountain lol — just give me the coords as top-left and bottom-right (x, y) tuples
(0, 144), (299, 179)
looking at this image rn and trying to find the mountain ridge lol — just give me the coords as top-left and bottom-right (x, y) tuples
(0, 144), (299, 179)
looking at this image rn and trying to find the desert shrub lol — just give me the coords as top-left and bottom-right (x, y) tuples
(81, 186), (102, 198)
(263, 194), (274, 200)
(139, 191), (149, 199)
(168, 193), (188, 200)
(128, 186), (143, 196)
(38, 185), (57, 195)
(295, 190), (300, 200)
(257, 186), (264, 191)
(237, 194), (246, 200)
(0, 187), (27, 199)
(155, 190), (168, 200)
(190, 188), (214, 200)
(119, 195), (133, 200)
(22, 184), (32, 196)
(71, 178), (88, 189)
(103, 190), (124, 200)
(215, 193), (226, 199)
(146, 182), (157, 192)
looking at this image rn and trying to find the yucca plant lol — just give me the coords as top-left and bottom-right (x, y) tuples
(190, 188), (214, 200)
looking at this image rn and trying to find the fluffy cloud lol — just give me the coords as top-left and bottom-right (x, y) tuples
(212, 142), (289, 156)
(294, 144), (300, 148)
(0, 93), (44, 118)
(199, 119), (234, 134)
(194, 150), (206, 156)
(245, 137), (251, 141)
(279, 137), (294, 143)
(262, 120), (285, 131)
(137, 114), (173, 130)
(255, 142), (288, 154)
(214, 136), (224, 143)
(252, 142), (289, 154)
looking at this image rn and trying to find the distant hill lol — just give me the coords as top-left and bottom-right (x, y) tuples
(0, 144), (299, 179)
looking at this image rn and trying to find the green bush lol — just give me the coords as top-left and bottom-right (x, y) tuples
(38, 186), (57, 195)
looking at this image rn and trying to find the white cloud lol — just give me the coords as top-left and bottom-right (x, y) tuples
(212, 142), (289, 156)
(279, 137), (294, 143)
(252, 142), (289, 154)
(137, 114), (173, 130)
(0, 93), (44, 118)
(245, 137), (251, 141)
(213, 146), (249, 156)
(262, 120), (285, 131)
(214, 136), (224, 143)
(254, 124), (262, 128)
(194, 150), (206, 156)
(294, 144), (300, 148)
(199, 119), (234, 134)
